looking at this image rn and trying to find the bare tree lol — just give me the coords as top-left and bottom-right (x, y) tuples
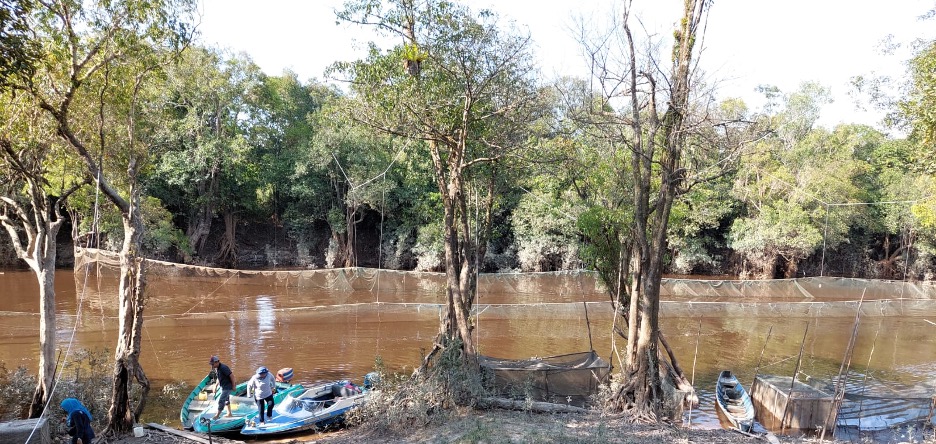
(14, 0), (195, 435)
(0, 107), (85, 416)
(572, 0), (755, 420)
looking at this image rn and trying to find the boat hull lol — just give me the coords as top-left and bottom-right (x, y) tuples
(715, 370), (755, 433)
(240, 381), (367, 436)
(191, 381), (303, 434)
(180, 376), (249, 429)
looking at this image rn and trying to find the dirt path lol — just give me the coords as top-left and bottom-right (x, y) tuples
(94, 409), (936, 444)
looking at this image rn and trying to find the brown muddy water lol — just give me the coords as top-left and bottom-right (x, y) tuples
(1, 268), (935, 438)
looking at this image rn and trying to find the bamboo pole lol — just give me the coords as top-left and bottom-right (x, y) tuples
(741, 325), (773, 434)
(687, 318), (702, 428)
(583, 301), (594, 352)
(854, 318), (882, 432)
(781, 323), (810, 433)
(748, 325), (773, 401)
(820, 288), (866, 441)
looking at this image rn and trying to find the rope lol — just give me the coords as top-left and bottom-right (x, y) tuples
(331, 140), (409, 192)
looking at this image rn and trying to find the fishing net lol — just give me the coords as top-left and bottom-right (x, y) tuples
(478, 351), (610, 407)
(75, 248), (936, 318)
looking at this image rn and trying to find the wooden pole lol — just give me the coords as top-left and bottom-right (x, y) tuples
(781, 322), (810, 433)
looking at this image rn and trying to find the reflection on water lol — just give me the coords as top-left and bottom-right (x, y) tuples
(1, 268), (935, 435)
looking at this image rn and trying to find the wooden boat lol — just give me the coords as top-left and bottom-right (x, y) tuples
(191, 380), (303, 434)
(179, 375), (248, 429)
(715, 370), (755, 432)
(240, 379), (368, 436)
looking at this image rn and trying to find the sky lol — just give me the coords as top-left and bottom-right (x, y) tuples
(195, 0), (935, 128)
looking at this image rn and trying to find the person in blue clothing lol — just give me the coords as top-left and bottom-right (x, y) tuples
(209, 355), (235, 419)
(246, 366), (276, 424)
(61, 398), (94, 444)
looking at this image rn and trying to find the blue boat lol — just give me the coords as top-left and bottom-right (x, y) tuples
(240, 376), (373, 436)
(191, 379), (303, 434)
(179, 374), (248, 429)
(715, 370), (755, 433)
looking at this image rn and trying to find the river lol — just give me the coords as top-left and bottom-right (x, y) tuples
(1, 267), (934, 436)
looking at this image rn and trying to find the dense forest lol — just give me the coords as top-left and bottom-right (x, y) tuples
(3, 0), (936, 433)
(1, 2), (935, 282)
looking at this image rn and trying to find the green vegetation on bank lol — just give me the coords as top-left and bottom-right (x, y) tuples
(1, 0), (935, 439)
(0, 5), (934, 279)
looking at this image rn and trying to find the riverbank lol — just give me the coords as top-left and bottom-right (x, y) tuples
(104, 408), (936, 444)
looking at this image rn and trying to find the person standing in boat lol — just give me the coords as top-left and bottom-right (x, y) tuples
(209, 355), (235, 419)
(247, 366), (277, 424)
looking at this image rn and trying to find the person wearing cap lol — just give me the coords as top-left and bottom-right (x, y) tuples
(246, 366), (277, 424)
(209, 355), (235, 419)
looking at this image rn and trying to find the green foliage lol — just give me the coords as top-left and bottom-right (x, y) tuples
(0, 363), (35, 420)
(511, 188), (582, 271)
(141, 196), (191, 259)
(730, 86), (883, 276)
(0, 0), (41, 89)
(401, 42), (428, 62)
(413, 219), (444, 271)
(900, 39), (936, 150)
(911, 176), (936, 229)
(729, 200), (823, 260)
(668, 181), (738, 274)
(578, 205), (630, 295)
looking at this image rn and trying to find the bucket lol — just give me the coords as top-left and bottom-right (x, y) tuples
(133, 426), (146, 437)
(198, 392), (207, 401)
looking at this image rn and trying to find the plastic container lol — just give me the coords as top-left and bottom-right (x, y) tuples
(133, 426), (146, 437)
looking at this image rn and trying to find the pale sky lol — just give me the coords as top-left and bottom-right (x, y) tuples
(195, 0), (934, 128)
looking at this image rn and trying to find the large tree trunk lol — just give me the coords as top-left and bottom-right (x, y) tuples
(610, 0), (704, 421)
(420, 138), (479, 372)
(339, 205), (359, 268)
(0, 163), (71, 418)
(215, 209), (238, 267)
(187, 171), (218, 256)
(104, 199), (150, 434)
(30, 240), (58, 418)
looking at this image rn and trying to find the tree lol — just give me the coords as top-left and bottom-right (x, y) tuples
(249, 73), (324, 266)
(335, 0), (542, 388)
(14, 0), (195, 435)
(0, 0), (40, 87)
(729, 87), (869, 278)
(148, 47), (262, 264)
(900, 37), (936, 160)
(572, 0), (757, 420)
(0, 89), (85, 418)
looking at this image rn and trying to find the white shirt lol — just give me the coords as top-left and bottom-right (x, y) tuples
(247, 372), (275, 399)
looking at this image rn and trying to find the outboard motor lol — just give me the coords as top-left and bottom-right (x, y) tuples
(363, 372), (380, 390)
(276, 367), (294, 383)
